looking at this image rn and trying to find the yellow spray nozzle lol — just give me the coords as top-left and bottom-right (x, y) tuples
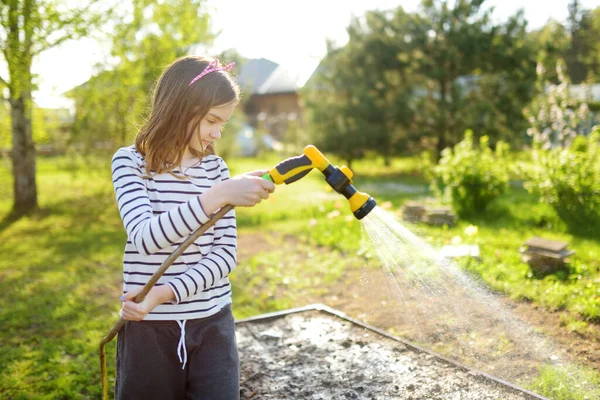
(265, 145), (377, 219)
(348, 191), (370, 213)
(303, 145), (331, 171)
(339, 166), (353, 181)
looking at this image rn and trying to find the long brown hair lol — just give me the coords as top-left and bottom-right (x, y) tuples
(136, 56), (240, 175)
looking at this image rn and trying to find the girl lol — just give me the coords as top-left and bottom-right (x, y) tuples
(110, 56), (275, 399)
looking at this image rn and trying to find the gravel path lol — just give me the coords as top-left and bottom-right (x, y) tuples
(237, 306), (547, 400)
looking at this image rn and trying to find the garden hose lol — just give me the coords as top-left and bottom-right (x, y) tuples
(99, 146), (376, 399)
(99, 205), (232, 400)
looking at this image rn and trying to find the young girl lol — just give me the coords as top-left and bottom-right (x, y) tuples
(110, 56), (275, 399)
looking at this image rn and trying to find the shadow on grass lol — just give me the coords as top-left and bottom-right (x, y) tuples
(0, 209), (22, 234)
(529, 265), (572, 282)
(0, 192), (124, 397)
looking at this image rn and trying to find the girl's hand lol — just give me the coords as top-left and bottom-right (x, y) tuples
(199, 170), (276, 213)
(242, 169), (269, 177)
(120, 285), (175, 321)
(221, 174), (275, 207)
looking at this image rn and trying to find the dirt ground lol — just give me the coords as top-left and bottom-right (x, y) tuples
(237, 231), (600, 387)
(236, 310), (541, 400)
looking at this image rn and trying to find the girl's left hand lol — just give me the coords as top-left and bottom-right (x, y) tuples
(120, 286), (174, 321)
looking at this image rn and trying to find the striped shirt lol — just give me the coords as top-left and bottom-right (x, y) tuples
(111, 145), (237, 321)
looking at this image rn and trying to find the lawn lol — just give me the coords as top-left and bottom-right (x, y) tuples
(0, 151), (598, 399)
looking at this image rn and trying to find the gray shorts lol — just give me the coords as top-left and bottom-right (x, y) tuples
(115, 304), (239, 400)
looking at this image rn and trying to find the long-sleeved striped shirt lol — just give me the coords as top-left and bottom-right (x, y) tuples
(111, 145), (237, 320)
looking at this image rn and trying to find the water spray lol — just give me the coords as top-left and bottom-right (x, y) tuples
(99, 145), (377, 399)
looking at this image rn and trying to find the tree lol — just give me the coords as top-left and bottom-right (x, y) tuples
(0, 0), (109, 214)
(580, 6), (600, 82)
(304, 0), (538, 161)
(406, 0), (491, 154)
(527, 20), (570, 83)
(565, 0), (599, 83)
(302, 45), (369, 167)
(525, 60), (591, 149)
(407, 0), (538, 153)
(469, 10), (538, 145)
(71, 0), (215, 149)
(302, 8), (416, 166)
(346, 10), (416, 164)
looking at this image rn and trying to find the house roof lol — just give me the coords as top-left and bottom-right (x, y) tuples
(237, 58), (308, 95)
(236, 58), (279, 94)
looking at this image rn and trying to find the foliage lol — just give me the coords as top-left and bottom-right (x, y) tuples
(525, 60), (592, 149)
(301, 30), (400, 167)
(302, 6), (423, 165)
(0, 0), (109, 97)
(303, 0), (538, 160)
(527, 20), (570, 83)
(525, 129), (600, 237)
(426, 130), (509, 216)
(524, 56), (599, 236)
(528, 2), (600, 84)
(565, 0), (600, 83)
(69, 0), (216, 149)
(412, 1), (537, 151)
(0, 0), (111, 212)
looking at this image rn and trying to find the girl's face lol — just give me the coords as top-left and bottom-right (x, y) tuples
(186, 102), (236, 156)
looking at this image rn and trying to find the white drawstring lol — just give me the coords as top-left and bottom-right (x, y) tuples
(176, 320), (188, 369)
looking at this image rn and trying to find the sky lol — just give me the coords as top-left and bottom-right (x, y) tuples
(25, 0), (600, 108)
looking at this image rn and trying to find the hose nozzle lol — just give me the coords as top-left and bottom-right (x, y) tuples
(266, 145), (377, 220)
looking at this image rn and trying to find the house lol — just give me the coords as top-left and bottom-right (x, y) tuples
(236, 58), (312, 140)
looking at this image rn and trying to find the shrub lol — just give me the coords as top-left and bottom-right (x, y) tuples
(570, 134), (589, 153)
(426, 130), (510, 217)
(525, 129), (600, 236)
(524, 61), (592, 149)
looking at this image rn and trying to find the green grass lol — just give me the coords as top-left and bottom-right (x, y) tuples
(0, 154), (123, 399)
(0, 151), (598, 399)
(229, 235), (360, 318)
(531, 364), (600, 400)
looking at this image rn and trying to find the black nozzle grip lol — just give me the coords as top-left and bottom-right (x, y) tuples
(275, 154), (312, 174)
(284, 169), (311, 184)
(274, 154), (314, 184)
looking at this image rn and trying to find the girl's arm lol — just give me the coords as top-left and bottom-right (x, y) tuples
(111, 149), (272, 256)
(166, 159), (238, 304)
(120, 159), (259, 316)
(112, 149), (212, 256)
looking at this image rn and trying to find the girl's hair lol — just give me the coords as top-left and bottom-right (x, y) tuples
(135, 56), (240, 175)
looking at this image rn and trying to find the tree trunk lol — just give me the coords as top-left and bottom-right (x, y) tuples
(436, 80), (448, 160)
(10, 91), (38, 214)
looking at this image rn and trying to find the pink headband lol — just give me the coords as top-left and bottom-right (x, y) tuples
(188, 59), (236, 86)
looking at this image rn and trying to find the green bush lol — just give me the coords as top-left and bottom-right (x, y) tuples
(570, 134), (589, 153)
(426, 130), (510, 217)
(525, 129), (600, 236)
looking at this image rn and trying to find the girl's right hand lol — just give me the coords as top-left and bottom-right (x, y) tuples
(199, 173), (276, 214)
(221, 175), (275, 207)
